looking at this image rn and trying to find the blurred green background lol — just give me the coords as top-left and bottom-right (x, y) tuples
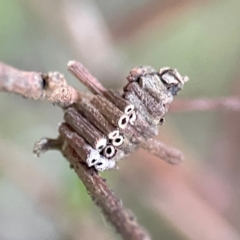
(1, 0), (240, 239)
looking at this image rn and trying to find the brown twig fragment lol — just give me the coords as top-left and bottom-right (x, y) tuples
(139, 74), (171, 103)
(103, 90), (134, 115)
(64, 107), (107, 151)
(140, 138), (183, 165)
(77, 98), (119, 139)
(133, 111), (158, 138)
(42, 72), (80, 107)
(124, 91), (156, 125)
(33, 137), (63, 157)
(62, 144), (151, 240)
(0, 62), (44, 100)
(0, 62), (79, 107)
(68, 60), (106, 95)
(59, 123), (101, 167)
(125, 82), (164, 120)
(170, 97), (240, 112)
(91, 94), (129, 129)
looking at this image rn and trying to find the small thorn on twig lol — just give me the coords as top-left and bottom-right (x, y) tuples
(33, 137), (63, 157)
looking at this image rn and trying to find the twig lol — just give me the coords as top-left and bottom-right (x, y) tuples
(77, 98), (120, 139)
(68, 60), (106, 95)
(0, 62), (79, 107)
(0, 62), (44, 100)
(62, 144), (151, 240)
(64, 107), (107, 151)
(91, 94), (129, 129)
(59, 123), (102, 167)
(103, 90), (134, 115)
(124, 91), (157, 125)
(33, 137), (63, 157)
(140, 138), (183, 165)
(170, 97), (240, 112)
(125, 82), (164, 120)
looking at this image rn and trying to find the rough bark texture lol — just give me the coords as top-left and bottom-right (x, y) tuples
(62, 144), (151, 240)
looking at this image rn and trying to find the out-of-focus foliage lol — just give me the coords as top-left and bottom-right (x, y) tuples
(1, 0), (240, 239)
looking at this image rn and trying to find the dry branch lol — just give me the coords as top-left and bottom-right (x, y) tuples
(0, 62), (79, 107)
(64, 107), (107, 151)
(125, 82), (164, 120)
(170, 97), (240, 112)
(33, 137), (63, 157)
(59, 123), (102, 167)
(140, 138), (183, 165)
(91, 94), (129, 129)
(62, 144), (151, 240)
(0, 62), (44, 99)
(77, 98), (120, 139)
(103, 90), (134, 114)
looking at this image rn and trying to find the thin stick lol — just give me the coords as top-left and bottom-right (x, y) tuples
(125, 82), (164, 119)
(124, 91), (158, 125)
(33, 137), (63, 157)
(62, 144), (150, 240)
(103, 90), (134, 115)
(133, 111), (158, 138)
(0, 62), (43, 99)
(77, 98), (119, 139)
(0, 62), (79, 107)
(91, 95), (129, 129)
(68, 60), (106, 95)
(59, 123), (101, 167)
(170, 97), (240, 112)
(64, 107), (107, 151)
(140, 138), (183, 165)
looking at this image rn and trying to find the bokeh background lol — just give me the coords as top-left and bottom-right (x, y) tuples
(1, 0), (240, 239)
